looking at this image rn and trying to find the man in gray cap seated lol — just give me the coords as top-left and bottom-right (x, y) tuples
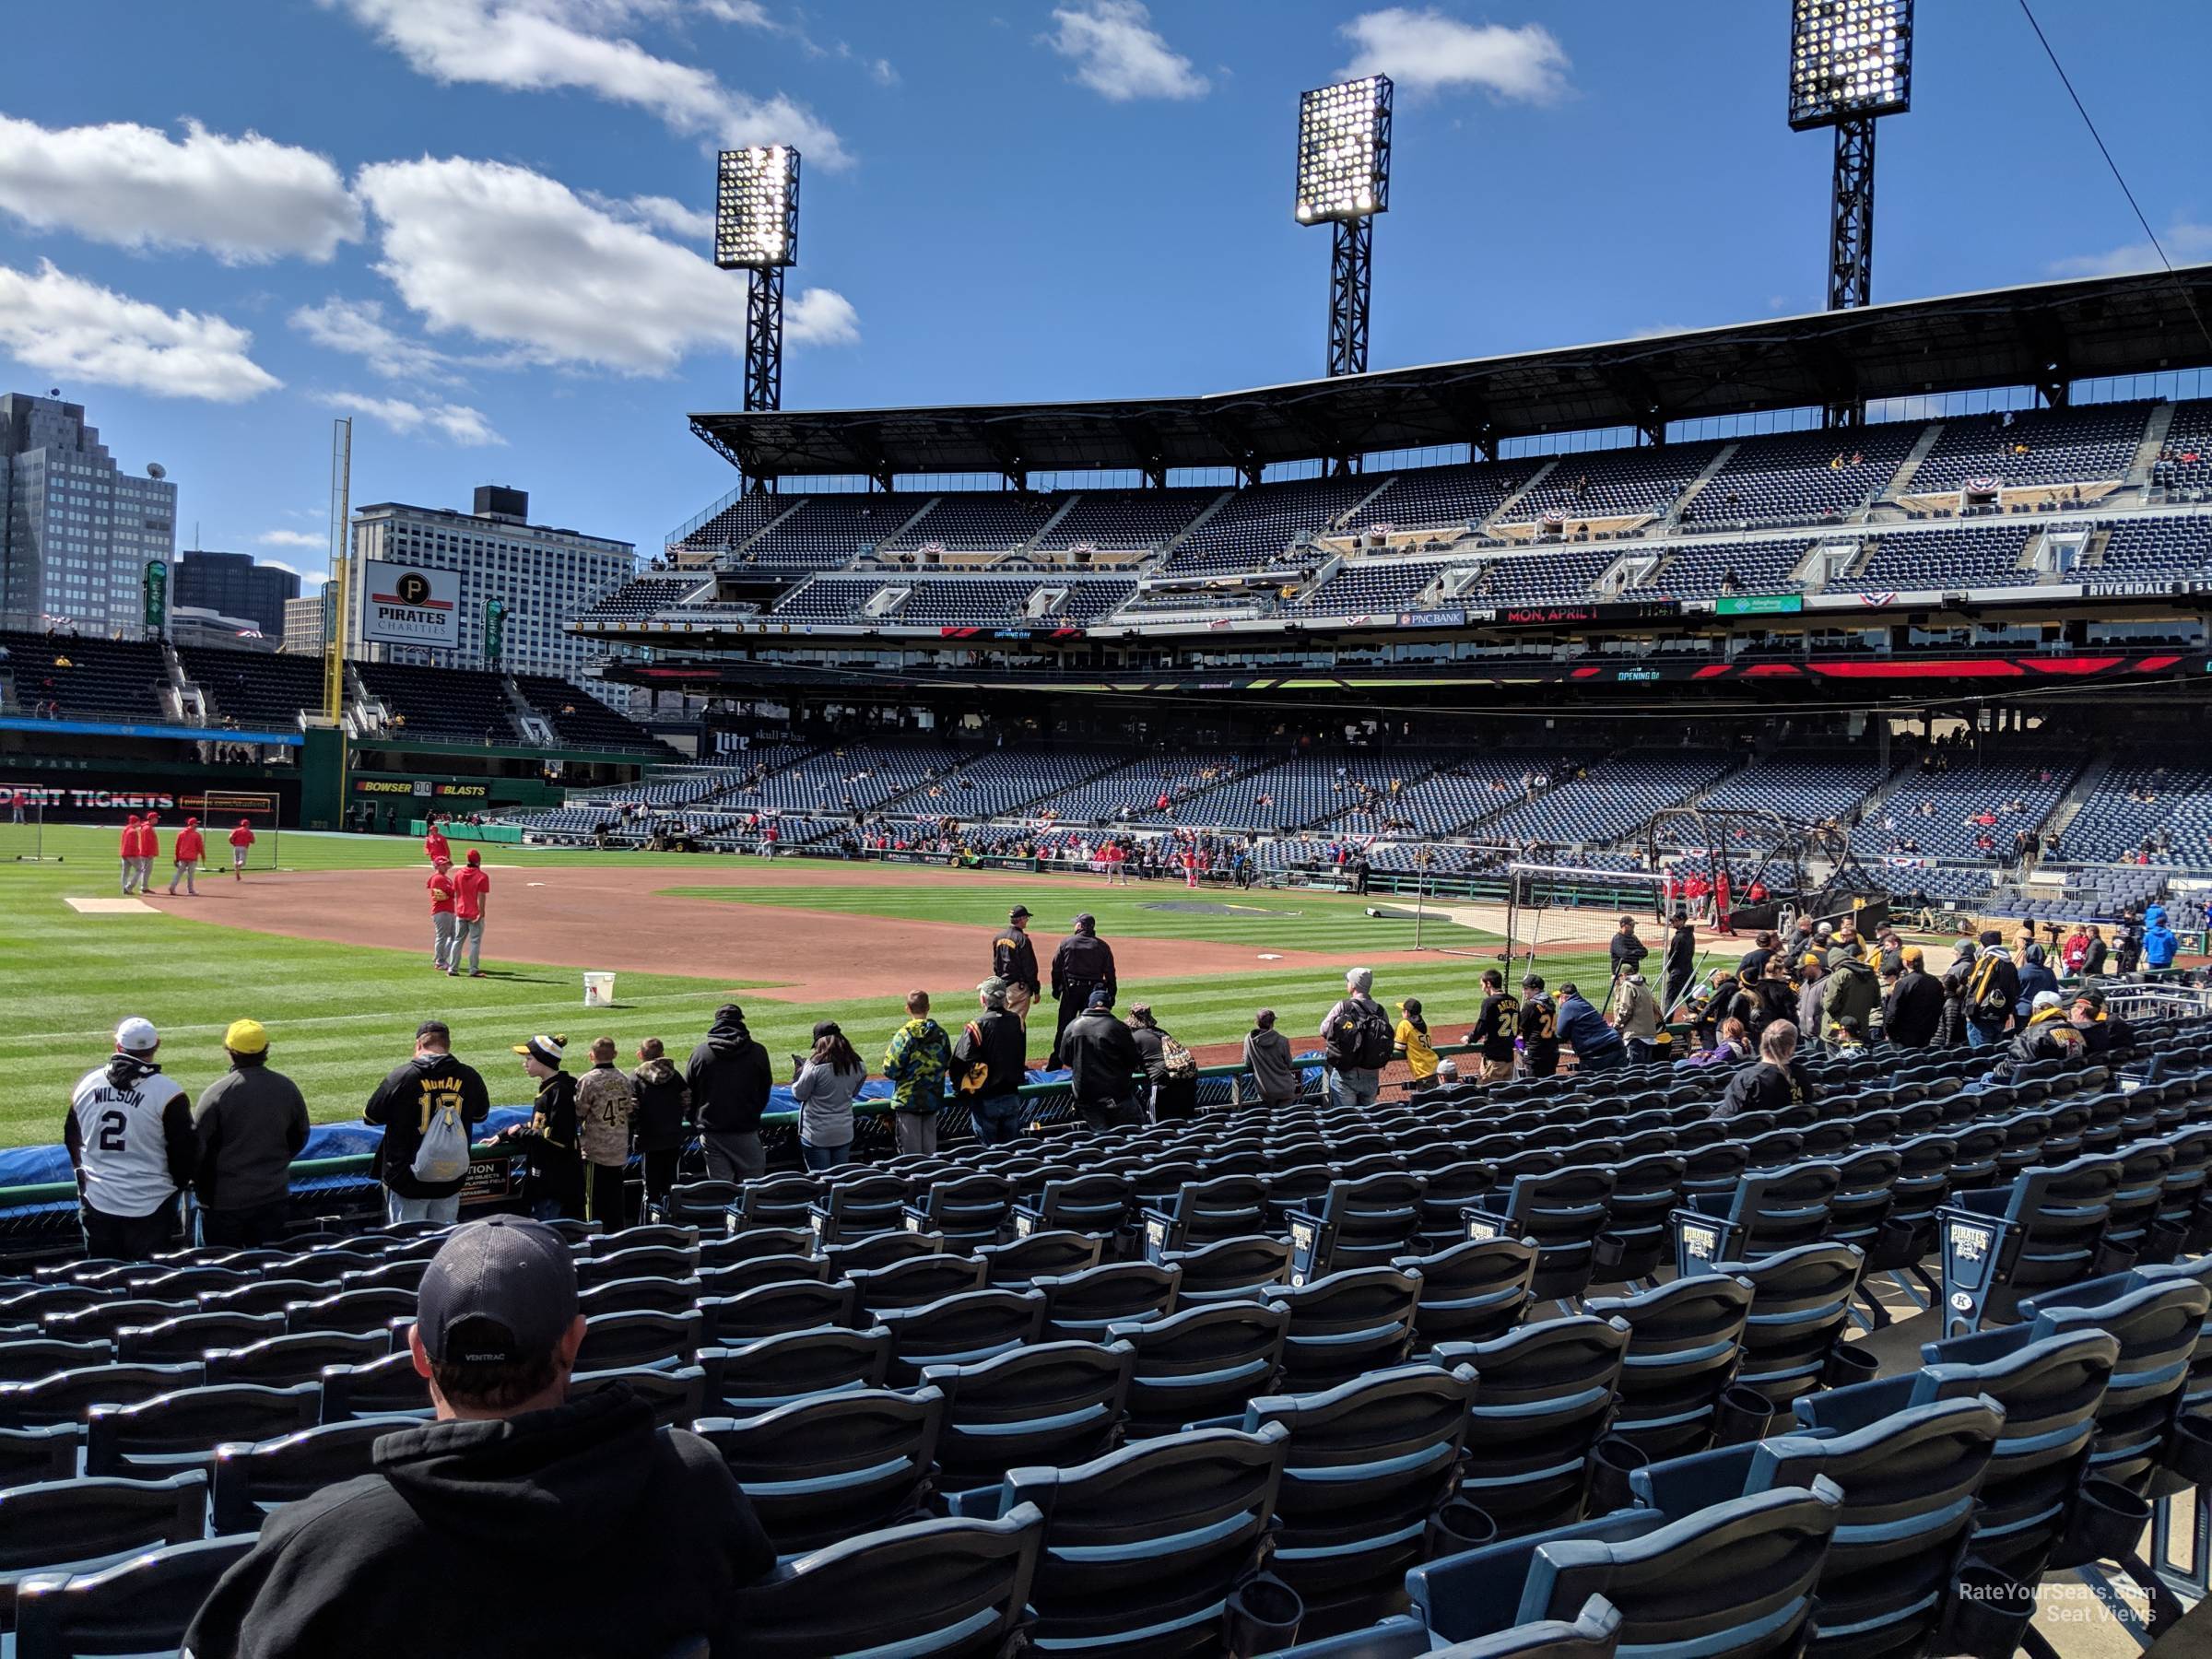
(186, 1216), (774, 1659)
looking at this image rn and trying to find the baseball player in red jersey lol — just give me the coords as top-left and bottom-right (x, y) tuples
(168, 818), (206, 896)
(229, 818), (255, 879)
(138, 813), (161, 894)
(428, 856), (458, 971)
(120, 815), (144, 894)
(423, 817), (451, 865)
(450, 850), (490, 977)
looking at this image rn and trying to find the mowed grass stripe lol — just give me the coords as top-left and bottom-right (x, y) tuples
(1, 825), (1610, 1147)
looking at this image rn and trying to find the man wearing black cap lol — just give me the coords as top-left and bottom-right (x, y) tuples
(1059, 986), (1143, 1128)
(993, 905), (1041, 1025)
(185, 1217), (774, 1658)
(1048, 912), (1117, 1070)
(363, 1019), (490, 1227)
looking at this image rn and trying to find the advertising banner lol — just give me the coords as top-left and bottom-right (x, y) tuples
(362, 561), (461, 647)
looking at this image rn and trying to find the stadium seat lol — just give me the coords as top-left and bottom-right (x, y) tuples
(1631, 1397), (2005, 1654)
(1434, 1315), (1631, 1537)
(114, 1310), (284, 1366)
(1392, 1236), (1538, 1348)
(0, 1363), (202, 1430)
(1285, 1174), (1427, 1280)
(1269, 1267), (1422, 1392)
(1257, 1600), (1622, 1659)
(1672, 1159), (1841, 1276)
(1704, 1243), (1866, 1415)
(919, 1339), (1136, 1495)
(1109, 1300), (1291, 1438)
(1015, 1174), (1135, 1239)
(0, 1424), (78, 1488)
(724, 1502), (1044, 1659)
(284, 1288), (417, 1336)
(203, 1330), (386, 1387)
(572, 1310), (704, 1371)
(1143, 1175), (1274, 1253)
(877, 1288), (1048, 1387)
(318, 1351), (432, 1422)
(695, 1254), (830, 1299)
(699, 1324), (894, 1414)
(13, 1532), (254, 1659)
(576, 1245), (699, 1290)
(693, 1385), (947, 1556)
(848, 1253), (990, 1314)
(1159, 1235), (1296, 1304)
(577, 1274), (706, 1319)
(1936, 1154), (2127, 1334)
(698, 1226), (812, 1265)
(1407, 1481), (1842, 1655)
(821, 1230), (945, 1277)
(568, 1364), (707, 1429)
(1247, 1362), (1479, 1636)
(0, 1338), (113, 1383)
(1583, 1275), (1755, 1457)
(41, 1300), (194, 1346)
(587, 1224), (699, 1255)
(84, 1381), (321, 1477)
(956, 1423), (1294, 1654)
(976, 1230), (1106, 1288)
(1462, 1168), (1618, 1302)
(700, 1279), (858, 1345)
(0, 1470), (207, 1625)
(1037, 1261), (1181, 1343)
(806, 1176), (910, 1247)
(209, 1417), (397, 1534)
(905, 1174), (1018, 1251)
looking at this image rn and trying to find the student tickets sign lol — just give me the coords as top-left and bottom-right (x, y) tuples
(363, 562), (461, 647)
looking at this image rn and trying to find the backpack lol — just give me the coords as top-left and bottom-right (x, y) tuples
(411, 1092), (471, 1185)
(1159, 1031), (1197, 1080)
(1968, 953), (2011, 1019)
(1336, 999), (1395, 1070)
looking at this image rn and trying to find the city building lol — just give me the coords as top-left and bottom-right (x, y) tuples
(0, 392), (177, 637)
(170, 605), (276, 653)
(174, 549), (300, 636)
(347, 486), (633, 678)
(282, 593), (330, 655)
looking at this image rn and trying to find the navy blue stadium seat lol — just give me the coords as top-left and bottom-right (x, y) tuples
(878, 1288), (1047, 1387)
(13, 1533), (254, 1659)
(700, 1324), (892, 1414)
(1392, 1236), (1537, 1348)
(1462, 1168), (1617, 1302)
(0, 1470), (206, 1625)
(1936, 1153), (2127, 1334)
(210, 1416), (397, 1535)
(1583, 1275), (1755, 1457)
(693, 1385), (945, 1556)
(919, 1339), (1135, 1495)
(84, 1381), (320, 1477)
(1434, 1316), (1631, 1537)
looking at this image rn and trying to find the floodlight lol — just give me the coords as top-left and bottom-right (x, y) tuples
(715, 146), (800, 269)
(1295, 76), (1393, 225)
(1788, 0), (1912, 130)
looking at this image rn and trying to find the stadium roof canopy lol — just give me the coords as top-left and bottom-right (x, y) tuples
(691, 265), (2212, 485)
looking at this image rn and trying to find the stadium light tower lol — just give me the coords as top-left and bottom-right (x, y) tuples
(1788, 0), (1912, 315)
(1296, 75), (1392, 382)
(715, 145), (801, 412)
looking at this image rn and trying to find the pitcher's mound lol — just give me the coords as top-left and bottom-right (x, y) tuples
(66, 897), (158, 914)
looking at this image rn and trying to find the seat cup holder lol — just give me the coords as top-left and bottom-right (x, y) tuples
(1424, 1498), (1498, 1559)
(1586, 1435), (1651, 1515)
(2165, 1414), (2212, 1488)
(1941, 1562), (2038, 1659)
(1713, 1382), (1775, 1446)
(1222, 1571), (1303, 1658)
(1822, 1342), (1880, 1387)
(2053, 1477), (2153, 1570)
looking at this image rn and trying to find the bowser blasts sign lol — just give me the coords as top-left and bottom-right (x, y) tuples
(363, 561), (460, 647)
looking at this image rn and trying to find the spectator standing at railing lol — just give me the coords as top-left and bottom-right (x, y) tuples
(953, 982), (1030, 1147)
(627, 1039), (690, 1206)
(364, 1020), (489, 1226)
(67, 1017), (196, 1259)
(1556, 983), (1625, 1074)
(573, 1038), (634, 1227)
(686, 1005), (771, 1182)
(794, 1021), (865, 1171)
(191, 1019), (309, 1247)
(882, 990), (952, 1156)
(1242, 1009), (1301, 1108)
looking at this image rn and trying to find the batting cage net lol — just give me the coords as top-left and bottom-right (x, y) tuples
(197, 791), (282, 869)
(1502, 861), (1668, 984)
(0, 794), (42, 863)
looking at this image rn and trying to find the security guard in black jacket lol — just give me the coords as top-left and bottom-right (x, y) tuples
(992, 905), (1041, 1022)
(1048, 912), (1118, 1069)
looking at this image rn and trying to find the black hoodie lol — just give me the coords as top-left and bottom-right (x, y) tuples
(183, 1386), (774, 1659)
(362, 1052), (490, 1200)
(627, 1056), (693, 1152)
(686, 1006), (772, 1135)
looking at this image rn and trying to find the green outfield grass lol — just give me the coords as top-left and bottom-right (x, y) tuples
(0, 824), (1612, 1150)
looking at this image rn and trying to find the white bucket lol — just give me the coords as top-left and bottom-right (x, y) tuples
(582, 971), (617, 1007)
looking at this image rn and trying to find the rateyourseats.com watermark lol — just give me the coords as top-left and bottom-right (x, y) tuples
(1954, 1576), (2151, 1627)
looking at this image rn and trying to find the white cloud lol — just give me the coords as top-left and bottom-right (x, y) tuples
(866, 57), (899, 88)
(2047, 222), (2212, 279)
(0, 113), (361, 264)
(587, 191), (713, 241)
(786, 286), (860, 346)
(1338, 9), (1569, 102)
(0, 260), (280, 401)
(331, 0), (848, 163)
(290, 296), (454, 379)
(356, 155), (858, 374)
(316, 389), (505, 445)
(257, 530), (328, 548)
(1046, 1), (1208, 101)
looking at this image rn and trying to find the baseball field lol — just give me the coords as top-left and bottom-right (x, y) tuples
(0, 825), (1622, 1148)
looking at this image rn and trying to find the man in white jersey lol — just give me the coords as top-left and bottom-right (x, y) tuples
(67, 1017), (196, 1259)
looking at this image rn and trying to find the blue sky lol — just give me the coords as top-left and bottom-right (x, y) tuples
(2, 1), (2206, 584)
